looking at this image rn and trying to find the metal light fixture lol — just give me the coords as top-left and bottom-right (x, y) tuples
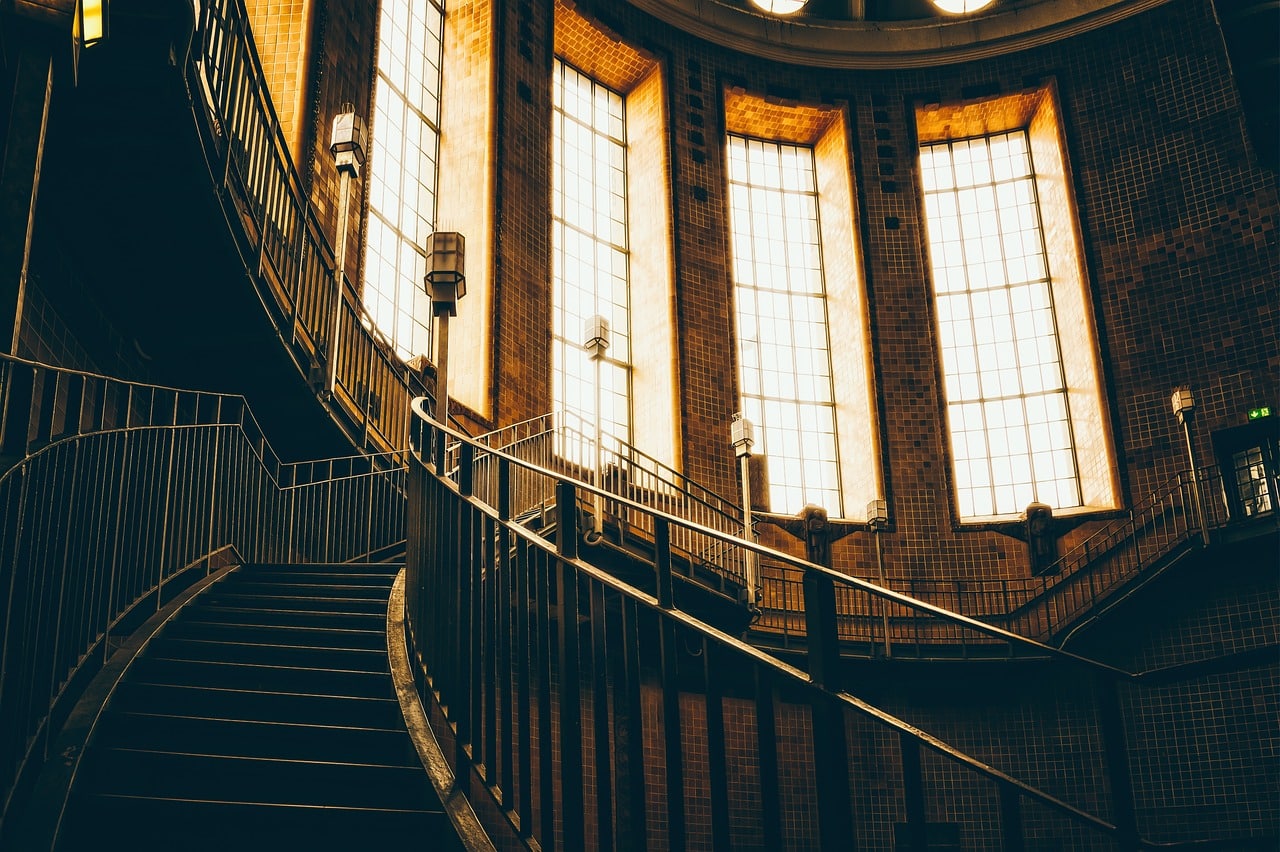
(74, 0), (108, 48)
(323, 105), (368, 398)
(426, 232), (466, 422)
(329, 108), (368, 176)
(1171, 387), (1195, 423)
(426, 232), (467, 316)
(731, 413), (760, 609)
(1171, 386), (1209, 543)
(583, 316), (611, 540)
(866, 497), (892, 658)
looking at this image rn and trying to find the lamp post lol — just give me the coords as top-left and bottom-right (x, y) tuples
(1171, 387), (1209, 544)
(325, 105), (367, 398)
(867, 498), (892, 659)
(731, 413), (760, 609)
(584, 315), (610, 540)
(426, 232), (466, 424)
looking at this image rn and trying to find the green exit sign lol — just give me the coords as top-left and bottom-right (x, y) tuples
(1248, 406), (1272, 420)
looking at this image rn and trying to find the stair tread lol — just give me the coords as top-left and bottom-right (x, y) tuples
(106, 708), (406, 735)
(80, 791), (441, 815)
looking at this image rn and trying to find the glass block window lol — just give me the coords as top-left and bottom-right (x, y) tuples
(364, 0), (444, 361)
(920, 131), (1081, 518)
(552, 61), (632, 450)
(726, 135), (841, 515)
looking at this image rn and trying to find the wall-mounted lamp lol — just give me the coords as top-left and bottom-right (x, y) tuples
(583, 315), (611, 539)
(426, 232), (466, 422)
(323, 105), (367, 398)
(1171, 387), (1195, 424)
(1171, 386), (1209, 543)
(866, 498), (892, 658)
(74, 0), (108, 49)
(731, 413), (760, 610)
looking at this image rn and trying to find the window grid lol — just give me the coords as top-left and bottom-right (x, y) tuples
(552, 61), (632, 451)
(726, 134), (841, 515)
(1232, 446), (1273, 517)
(364, 0), (444, 362)
(920, 131), (1081, 518)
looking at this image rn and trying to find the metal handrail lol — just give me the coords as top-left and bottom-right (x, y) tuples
(0, 358), (407, 831)
(185, 0), (432, 454)
(405, 398), (1231, 850)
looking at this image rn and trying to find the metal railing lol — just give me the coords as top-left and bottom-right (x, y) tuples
(466, 411), (751, 595)
(0, 357), (407, 831)
(754, 466), (1246, 651)
(407, 397), (1244, 850)
(187, 0), (430, 454)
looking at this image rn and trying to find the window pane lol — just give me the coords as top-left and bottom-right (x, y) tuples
(364, 0), (446, 361)
(727, 134), (841, 515)
(552, 61), (631, 457)
(920, 131), (1081, 517)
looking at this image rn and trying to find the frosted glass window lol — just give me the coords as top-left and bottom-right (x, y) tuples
(726, 135), (841, 515)
(921, 131), (1081, 518)
(552, 61), (632, 450)
(364, 0), (444, 361)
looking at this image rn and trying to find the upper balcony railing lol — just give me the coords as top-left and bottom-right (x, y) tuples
(466, 411), (752, 597)
(0, 355), (408, 835)
(186, 0), (431, 454)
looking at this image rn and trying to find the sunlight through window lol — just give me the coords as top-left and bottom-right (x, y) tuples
(553, 61), (632, 454)
(364, 0), (444, 362)
(727, 135), (841, 515)
(920, 131), (1081, 517)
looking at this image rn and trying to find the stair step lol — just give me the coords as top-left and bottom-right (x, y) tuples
(109, 682), (406, 729)
(77, 748), (436, 810)
(241, 561), (404, 577)
(211, 580), (391, 600)
(198, 592), (387, 615)
(165, 620), (387, 651)
(182, 603), (384, 630)
(128, 657), (392, 699)
(94, 711), (419, 766)
(228, 570), (396, 587)
(60, 793), (455, 851)
(146, 637), (388, 672)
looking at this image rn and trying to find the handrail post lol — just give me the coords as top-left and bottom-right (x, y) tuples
(798, 505), (855, 848)
(1171, 387), (1210, 545)
(1095, 671), (1139, 848)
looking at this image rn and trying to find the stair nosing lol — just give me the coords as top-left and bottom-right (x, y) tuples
(104, 708), (405, 735)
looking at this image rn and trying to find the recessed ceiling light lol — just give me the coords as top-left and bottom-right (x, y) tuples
(749, 0), (808, 15)
(932, 0), (998, 13)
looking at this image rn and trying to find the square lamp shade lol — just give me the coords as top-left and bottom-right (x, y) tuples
(1170, 387), (1195, 416)
(731, 414), (754, 457)
(866, 498), (889, 526)
(426, 232), (466, 316)
(74, 0), (107, 48)
(329, 110), (367, 167)
(583, 315), (610, 359)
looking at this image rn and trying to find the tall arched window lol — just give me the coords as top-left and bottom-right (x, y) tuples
(364, 0), (445, 361)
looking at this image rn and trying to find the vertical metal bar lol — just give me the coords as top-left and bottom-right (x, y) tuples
(1095, 672), (1139, 848)
(536, 548), (555, 846)
(1, 362), (34, 457)
(589, 582), (614, 851)
(557, 479), (578, 562)
(516, 539), (534, 839)
(655, 517), (673, 610)
(704, 640), (731, 850)
(999, 784), (1025, 852)
(556, 553), (585, 852)
(755, 668), (783, 852)
(497, 459), (516, 808)
(619, 597), (647, 850)
(659, 610), (685, 848)
(900, 733), (928, 852)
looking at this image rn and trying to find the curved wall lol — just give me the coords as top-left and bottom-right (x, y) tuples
(472, 0), (1277, 583)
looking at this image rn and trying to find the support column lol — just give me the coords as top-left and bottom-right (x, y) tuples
(0, 40), (55, 355)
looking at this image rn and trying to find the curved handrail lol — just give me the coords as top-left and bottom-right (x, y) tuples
(0, 358), (408, 831)
(404, 397), (1221, 849)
